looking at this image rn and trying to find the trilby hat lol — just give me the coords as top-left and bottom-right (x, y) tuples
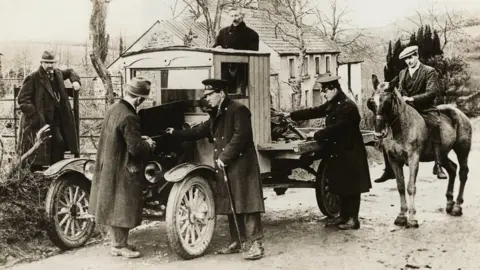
(40, 50), (57, 63)
(126, 76), (151, 98)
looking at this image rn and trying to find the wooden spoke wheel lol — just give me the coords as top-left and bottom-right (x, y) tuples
(315, 161), (341, 218)
(166, 174), (216, 260)
(45, 175), (95, 250)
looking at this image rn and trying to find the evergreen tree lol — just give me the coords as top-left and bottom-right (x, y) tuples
(119, 36), (124, 57)
(408, 32), (417, 46)
(386, 41), (393, 63)
(432, 30), (443, 56)
(416, 26), (424, 58)
(423, 25), (433, 60)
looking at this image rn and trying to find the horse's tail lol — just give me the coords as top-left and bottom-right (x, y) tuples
(437, 104), (472, 152)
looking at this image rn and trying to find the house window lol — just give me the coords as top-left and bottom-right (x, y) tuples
(302, 56), (309, 76)
(325, 55), (331, 73)
(315, 57), (320, 75)
(305, 90), (309, 106)
(288, 58), (295, 78)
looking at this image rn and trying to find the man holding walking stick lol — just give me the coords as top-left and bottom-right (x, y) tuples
(166, 78), (265, 260)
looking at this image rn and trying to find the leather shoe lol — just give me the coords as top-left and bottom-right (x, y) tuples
(215, 242), (242, 255)
(243, 240), (264, 260)
(110, 247), (141, 258)
(325, 216), (348, 227)
(374, 170), (395, 183)
(337, 218), (360, 230)
(434, 164), (447, 179)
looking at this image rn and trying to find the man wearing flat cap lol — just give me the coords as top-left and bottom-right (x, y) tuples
(283, 76), (371, 230)
(374, 45), (447, 183)
(17, 50), (82, 169)
(166, 78), (265, 260)
(89, 76), (156, 258)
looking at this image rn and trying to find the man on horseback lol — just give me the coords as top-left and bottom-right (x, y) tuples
(375, 45), (447, 182)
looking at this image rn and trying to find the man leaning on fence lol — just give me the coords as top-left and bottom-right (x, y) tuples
(17, 50), (82, 170)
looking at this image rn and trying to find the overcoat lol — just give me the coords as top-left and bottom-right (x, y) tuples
(173, 98), (265, 214)
(213, 22), (259, 51)
(89, 100), (153, 228)
(17, 66), (81, 166)
(398, 63), (440, 112)
(291, 91), (371, 196)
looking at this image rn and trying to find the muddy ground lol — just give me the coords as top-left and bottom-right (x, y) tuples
(5, 136), (480, 269)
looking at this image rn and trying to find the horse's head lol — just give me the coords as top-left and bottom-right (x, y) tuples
(368, 75), (402, 139)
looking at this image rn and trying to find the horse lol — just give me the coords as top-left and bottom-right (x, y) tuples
(367, 75), (472, 228)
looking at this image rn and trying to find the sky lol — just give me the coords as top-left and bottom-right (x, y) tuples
(0, 0), (479, 44)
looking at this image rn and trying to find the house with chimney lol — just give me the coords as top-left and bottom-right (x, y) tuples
(107, 1), (363, 110)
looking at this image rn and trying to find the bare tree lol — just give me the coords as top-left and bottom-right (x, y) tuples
(265, 0), (310, 109)
(89, 0), (114, 105)
(313, 0), (377, 60)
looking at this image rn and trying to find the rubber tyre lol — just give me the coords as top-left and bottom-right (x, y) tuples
(45, 174), (95, 250)
(165, 174), (216, 260)
(315, 161), (341, 218)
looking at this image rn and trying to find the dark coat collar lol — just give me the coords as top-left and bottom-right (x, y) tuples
(120, 99), (137, 114)
(326, 90), (347, 111)
(228, 21), (246, 32)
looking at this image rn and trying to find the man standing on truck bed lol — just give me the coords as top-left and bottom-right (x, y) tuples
(213, 7), (259, 51)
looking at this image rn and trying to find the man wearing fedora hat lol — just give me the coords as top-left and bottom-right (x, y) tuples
(283, 76), (372, 230)
(166, 78), (265, 260)
(89, 76), (156, 258)
(17, 50), (82, 169)
(374, 45), (447, 183)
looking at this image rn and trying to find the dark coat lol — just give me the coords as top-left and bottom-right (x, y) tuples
(291, 91), (371, 196)
(173, 98), (264, 214)
(213, 22), (259, 51)
(89, 100), (154, 228)
(398, 63), (440, 112)
(17, 66), (81, 166)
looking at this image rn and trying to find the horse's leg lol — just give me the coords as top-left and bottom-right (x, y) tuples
(442, 157), (458, 214)
(390, 159), (407, 227)
(406, 154), (420, 228)
(451, 148), (470, 216)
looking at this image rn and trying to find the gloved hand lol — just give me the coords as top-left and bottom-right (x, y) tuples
(72, 81), (81, 91)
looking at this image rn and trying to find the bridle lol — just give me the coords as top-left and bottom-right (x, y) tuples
(375, 91), (403, 128)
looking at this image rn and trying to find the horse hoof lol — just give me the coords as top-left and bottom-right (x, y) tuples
(450, 206), (463, 216)
(446, 202), (454, 214)
(406, 220), (419, 228)
(394, 216), (407, 227)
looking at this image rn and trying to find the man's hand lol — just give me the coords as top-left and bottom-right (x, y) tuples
(72, 81), (81, 91)
(142, 135), (156, 148)
(214, 46), (222, 49)
(166, 127), (174, 134)
(402, 96), (414, 102)
(216, 159), (226, 168)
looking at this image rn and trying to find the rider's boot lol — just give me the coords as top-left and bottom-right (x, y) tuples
(374, 150), (395, 183)
(433, 142), (447, 179)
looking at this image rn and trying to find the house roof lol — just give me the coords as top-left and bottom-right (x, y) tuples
(107, 8), (353, 69)
(338, 51), (364, 64)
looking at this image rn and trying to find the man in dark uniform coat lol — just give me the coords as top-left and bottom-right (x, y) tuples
(89, 77), (156, 258)
(166, 79), (265, 260)
(284, 76), (372, 230)
(17, 50), (81, 169)
(374, 45), (447, 182)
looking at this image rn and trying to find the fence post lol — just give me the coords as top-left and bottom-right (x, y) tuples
(73, 89), (80, 158)
(13, 85), (20, 148)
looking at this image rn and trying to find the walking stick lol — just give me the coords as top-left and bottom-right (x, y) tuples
(221, 167), (243, 246)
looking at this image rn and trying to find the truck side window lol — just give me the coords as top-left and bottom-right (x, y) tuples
(221, 62), (249, 98)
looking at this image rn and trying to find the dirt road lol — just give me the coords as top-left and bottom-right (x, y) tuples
(7, 149), (480, 270)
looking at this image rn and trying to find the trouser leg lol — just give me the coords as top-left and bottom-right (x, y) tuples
(346, 194), (361, 218)
(244, 212), (263, 242)
(50, 126), (66, 164)
(421, 111), (446, 179)
(110, 226), (129, 248)
(227, 214), (246, 243)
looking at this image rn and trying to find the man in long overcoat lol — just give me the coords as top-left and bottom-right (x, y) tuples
(89, 77), (156, 258)
(285, 76), (371, 230)
(374, 45), (447, 183)
(166, 79), (265, 260)
(17, 51), (81, 169)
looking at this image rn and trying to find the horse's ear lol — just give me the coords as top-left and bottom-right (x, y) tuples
(372, 74), (379, 90)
